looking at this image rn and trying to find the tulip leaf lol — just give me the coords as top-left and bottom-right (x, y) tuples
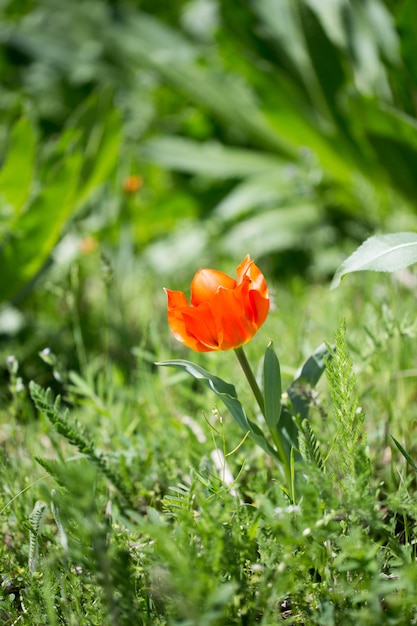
(263, 342), (282, 430)
(276, 405), (301, 461)
(245, 417), (280, 460)
(157, 359), (279, 459)
(273, 343), (330, 466)
(331, 232), (417, 289)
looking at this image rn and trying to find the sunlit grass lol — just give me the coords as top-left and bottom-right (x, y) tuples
(2, 249), (417, 623)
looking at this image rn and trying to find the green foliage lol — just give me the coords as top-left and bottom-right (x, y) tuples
(298, 418), (325, 472)
(2, 0), (417, 282)
(263, 341), (282, 430)
(28, 500), (48, 574)
(0, 97), (121, 304)
(2, 271), (417, 624)
(0, 117), (36, 217)
(332, 232), (417, 288)
(29, 382), (134, 507)
(325, 321), (369, 491)
(391, 437), (417, 475)
(159, 340), (327, 498)
(157, 357), (280, 459)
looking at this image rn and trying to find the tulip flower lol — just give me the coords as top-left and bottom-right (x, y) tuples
(160, 255), (328, 505)
(164, 255), (269, 352)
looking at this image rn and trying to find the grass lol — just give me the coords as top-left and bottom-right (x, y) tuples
(2, 249), (417, 625)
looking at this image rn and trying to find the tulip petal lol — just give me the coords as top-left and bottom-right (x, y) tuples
(209, 283), (257, 350)
(236, 255), (253, 283)
(164, 288), (189, 309)
(167, 309), (214, 352)
(191, 268), (236, 306)
(249, 289), (270, 327)
(181, 304), (220, 350)
(247, 263), (268, 297)
(165, 289), (215, 351)
(236, 255), (268, 296)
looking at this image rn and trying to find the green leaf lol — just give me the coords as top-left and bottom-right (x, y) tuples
(141, 137), (283, 178)
(0, 151), (82, 303)
(287, 342), (329, 421)
(213, 170), (302, 221)
(298, 418), (325, 470)
(352, 100), (417, 152)
(28, 500), (48, 573)
(75, 104), (121, 207)
(331, 232), (417, 289)
(263, 342), (282, 430)
(391, 436), (417, 474)
(277, 405), (301, 461)
(157, 359), (278, 459)
(254, 0), (334, 123)
(221, 204), (320, 258)
(0, 117), (36, 215)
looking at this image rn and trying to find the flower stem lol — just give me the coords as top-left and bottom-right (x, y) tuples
(234, 346), (265, 417)
(234, 345), (295, 502)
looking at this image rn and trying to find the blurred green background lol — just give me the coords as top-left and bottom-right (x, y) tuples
(1, 0), (417, 386)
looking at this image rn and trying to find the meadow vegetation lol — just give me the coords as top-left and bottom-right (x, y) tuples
(1, 1), (417, 624)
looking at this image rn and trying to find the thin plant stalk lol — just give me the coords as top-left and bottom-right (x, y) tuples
(234, 346), (294, 500)
(234, 346), (265, 416)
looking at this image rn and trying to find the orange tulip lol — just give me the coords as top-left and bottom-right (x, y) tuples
(165, 255), (269, 352)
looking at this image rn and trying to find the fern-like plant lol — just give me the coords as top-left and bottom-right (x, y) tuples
(325, 321), (369, 492)
(29, 382), (134, 508)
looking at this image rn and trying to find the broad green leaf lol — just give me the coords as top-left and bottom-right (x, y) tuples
(398, 0), (417, 86)
(0, 117), (36, 215)
(303, 0), (347, 48)
(331, 232), (417, 289)
(263, 342), (282, 430)
(348, 99), (417, 200)
(292, 343), (329, 388)
(221, 204), (320, 258)
(141, 137), (283, 178)
(75, 106), (121, 207)
(277, 406), (300, 461)
(349, 97), (417, 151)
(254, 0), (330, 120)
(213, 170), (302, 221)
(157, 359), (279, 458)
(0, 152), (82, 303)
(246, 416), (281, 460)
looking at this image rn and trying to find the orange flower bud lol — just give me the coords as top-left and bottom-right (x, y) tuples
(79, 236), (98, 254)
(122, 175), (143, 193)
(165, 255), (269, 352)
